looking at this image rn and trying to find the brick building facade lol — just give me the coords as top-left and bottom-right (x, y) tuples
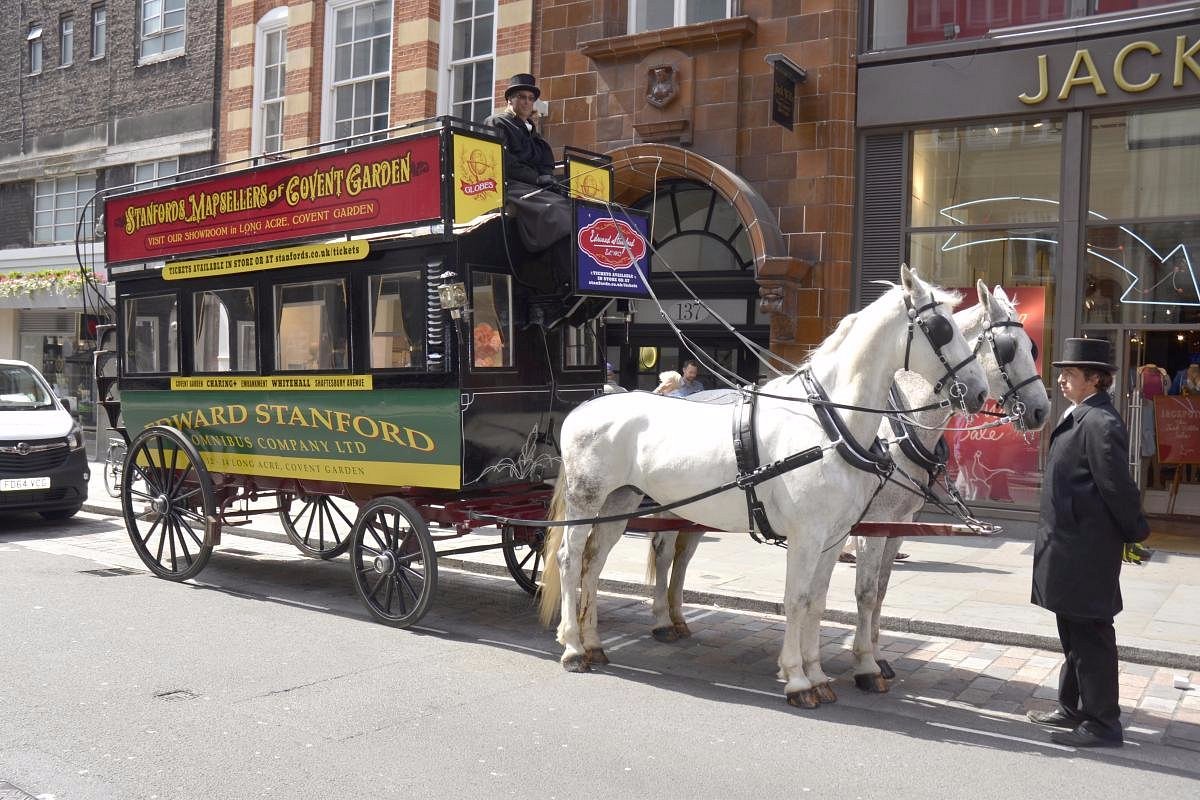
(537, 0), (857, 365)
(0, 0), (220, 449)
(219, 0), (537, 165)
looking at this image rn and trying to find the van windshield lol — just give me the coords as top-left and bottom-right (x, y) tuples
(0, 364), (54, 410)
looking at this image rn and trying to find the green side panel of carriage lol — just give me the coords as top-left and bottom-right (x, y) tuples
(121, 388), (463, 489)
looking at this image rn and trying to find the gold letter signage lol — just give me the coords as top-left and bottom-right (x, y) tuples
(1019, 35), (1199, 105)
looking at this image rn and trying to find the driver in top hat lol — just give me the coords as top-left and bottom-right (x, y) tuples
(485, 73), (557, 190)
(1027, 337), (1150, 749)
(483, 73), (571, 254)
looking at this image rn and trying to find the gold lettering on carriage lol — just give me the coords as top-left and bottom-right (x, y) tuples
(123, 151), (415, 236)
(149, 402), (436, 453)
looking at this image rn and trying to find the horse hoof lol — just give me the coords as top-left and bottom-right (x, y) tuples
(651, 626), (679, 643)
(562, 654), (591, 673)
(786, 689), (821, 709)
(877, 659), (895, 680)
(586, 647), (609, 665)
(815, 682), (838, 704)
(673, 622), (692, 638)
(854, 673), (890, 693)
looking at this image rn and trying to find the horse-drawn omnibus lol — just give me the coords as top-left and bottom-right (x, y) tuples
(94, 117), (651, 628)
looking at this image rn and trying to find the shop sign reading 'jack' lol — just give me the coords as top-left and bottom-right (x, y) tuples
(1018, 35), (1200, 105)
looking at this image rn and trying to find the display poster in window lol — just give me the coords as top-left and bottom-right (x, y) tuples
(574, 202), (651, 299)
(942, 286), (1046, 506)
(105, 132), (443, 265)
(1154, 395), (1200, 465)
(451, 133), (503, 225)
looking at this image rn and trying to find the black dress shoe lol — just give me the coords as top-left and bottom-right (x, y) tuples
(1027, 708), (1081, 729)
(1050, 726), (1123, 748)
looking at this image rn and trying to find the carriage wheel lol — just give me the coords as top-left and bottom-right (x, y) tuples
(350, 497), (438, 628)
(121, 426), (216, 581)
(280, 494), (356, 559)
(502, 525), (546, 595)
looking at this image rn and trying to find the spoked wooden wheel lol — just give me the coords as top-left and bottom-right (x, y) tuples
(350, 497), (437, 628)
(121, 425), (216, 581)
(502, 525), (546, 595)
(280, 494), (357, 559)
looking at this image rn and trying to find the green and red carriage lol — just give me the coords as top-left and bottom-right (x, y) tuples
(94, 118), (651, 627)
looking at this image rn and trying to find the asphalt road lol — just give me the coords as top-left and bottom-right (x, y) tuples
(2, 510), (1198, 799)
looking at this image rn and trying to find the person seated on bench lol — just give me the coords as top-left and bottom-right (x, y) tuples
(485, 73), (572, 253)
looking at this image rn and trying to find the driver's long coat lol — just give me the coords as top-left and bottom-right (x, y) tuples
(1032, 391), (1149, 619)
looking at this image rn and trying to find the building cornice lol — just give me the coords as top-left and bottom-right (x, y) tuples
(579, 16), (756, 62)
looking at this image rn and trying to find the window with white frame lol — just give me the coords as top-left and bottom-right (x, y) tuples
(60, 17), (74, 67)
(440, 0), (495, 122)
(139, 0), (186, 63)
(134, 158), (179, 189)
(324, 0), (392, 144)
(254, 8), (288, 155)
(629, 0), (733, 33)
(34, 175), (97, 244)
(28, 25), (43, 75)
(91, 5), (106, 59)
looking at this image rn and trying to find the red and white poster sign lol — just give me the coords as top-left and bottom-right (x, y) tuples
(943, 286), (1046, 506)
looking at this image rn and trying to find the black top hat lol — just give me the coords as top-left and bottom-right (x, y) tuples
(504, 73), (540, 100)
(1052, 337), (1116, 372)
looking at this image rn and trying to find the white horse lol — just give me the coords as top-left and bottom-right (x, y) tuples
(539, 266), (990, 707)
(641, 284), (1050, 694)
(846, 284), (1049, 691)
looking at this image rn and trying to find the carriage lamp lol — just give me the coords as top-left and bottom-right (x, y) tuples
(437, 279), (468, 318)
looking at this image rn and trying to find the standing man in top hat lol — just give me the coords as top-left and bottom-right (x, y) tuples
(485, 74), (570, 253)
(1027, 337), (1150, 748)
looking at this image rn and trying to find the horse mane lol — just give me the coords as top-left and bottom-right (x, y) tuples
(800, 281), (962, 368)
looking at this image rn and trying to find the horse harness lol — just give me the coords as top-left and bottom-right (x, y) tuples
(733, 369), (895, 545)
(974, 317), (1041, 419)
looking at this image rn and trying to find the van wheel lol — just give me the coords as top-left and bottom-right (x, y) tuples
(40, 506), (81, 521)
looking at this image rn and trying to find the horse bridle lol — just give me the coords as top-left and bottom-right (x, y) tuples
(973, 318), (1042, 427)
(903, 296), (977, 408)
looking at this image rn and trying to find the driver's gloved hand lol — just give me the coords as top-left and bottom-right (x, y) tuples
(535, 174), (557, 188)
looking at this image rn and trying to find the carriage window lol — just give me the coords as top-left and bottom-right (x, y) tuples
(564, 318), (600, 368)
(274, 279), (349, 371)
(471, 271), (512, 369)
(124, 294), (179, 374)
(370, 271), (425, 369)
(194, 288), (257, 373)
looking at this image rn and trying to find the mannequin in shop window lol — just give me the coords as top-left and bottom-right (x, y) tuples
(1138, 363), (1170, 489)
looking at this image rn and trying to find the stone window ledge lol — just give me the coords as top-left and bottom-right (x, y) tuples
(579, 16), (756, 62)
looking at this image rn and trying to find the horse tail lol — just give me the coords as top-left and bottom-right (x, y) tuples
(537, 481), (567, 628)
(645, 533), (660, 586)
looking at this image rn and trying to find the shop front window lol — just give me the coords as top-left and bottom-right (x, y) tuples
(1083, 106), (1200, 326)
(907, 119), (1062, 508)
(867, 2), (1177, 52)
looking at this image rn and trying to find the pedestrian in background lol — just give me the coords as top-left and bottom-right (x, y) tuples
(671, 360), (705, 397)
(1028, 337), (1149, 748)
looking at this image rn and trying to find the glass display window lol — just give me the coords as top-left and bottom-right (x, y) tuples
(274, 279), (349, 371)
(124, 294), (179, 374)
(194, 288), (257, 373)
(369, 271), (425, 369)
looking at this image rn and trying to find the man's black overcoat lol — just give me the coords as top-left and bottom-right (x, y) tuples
(1033, 391), (1149, 619)
(483, 110), (555, 185)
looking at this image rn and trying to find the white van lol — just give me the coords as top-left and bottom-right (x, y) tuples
(0, 359), (89, 520)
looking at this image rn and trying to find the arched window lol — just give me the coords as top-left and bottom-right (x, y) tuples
(633, 180), (753, 273)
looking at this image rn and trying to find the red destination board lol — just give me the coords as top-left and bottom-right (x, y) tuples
(105, 133), (443, 265)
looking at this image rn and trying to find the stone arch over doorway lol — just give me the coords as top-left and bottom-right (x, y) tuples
(606, 143), (820, 362)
